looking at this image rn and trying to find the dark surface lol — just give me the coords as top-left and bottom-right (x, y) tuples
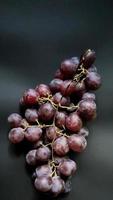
(0, 1), (113, 200)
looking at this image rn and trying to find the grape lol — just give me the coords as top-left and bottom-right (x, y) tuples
(88, 65), (97, 72)
(55, 111), (66, 129)
(85, 72), (101, 90)
(78, 127), (89, 137)
(22, 89), (39, 105)
(60, 57), (79, 78)
(58, 159), (77, 176)
(74, 81), (86, 97)
(36, 146), (51, 162)
(82, 92), (96, 101)
(66, 112), (82, 132)
(46, 126), (60, 141)
(51, 176), (65, 196)
(49, 79), (63, 93)
(35, 84), (51, 97)
(54, 156), (67, 165)
(8, 113), (22, 128)
(34, 176), (52, 192)
(52, 92), (70, 106)
(54, 69), (64, 80)
(35, 164), (52, 178)
(53, 136), (69, 156)
(80, 49), (96, 68)
(8, 128), (24, 144)
(25, 109), (38, 123)
(60, 80), (76, 96)
(26, 150), (37, 165)
(68, 134), (87, 152)
(25, 127), (42, 142)
(38, 102), (55, 122)
(78, 100), (96, 120)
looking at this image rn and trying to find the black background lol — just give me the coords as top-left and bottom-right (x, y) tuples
(0, 1), (113, 200)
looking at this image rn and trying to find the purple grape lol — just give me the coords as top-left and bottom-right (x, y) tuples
(58, 159), (77, 176)
(78, 100), (96, 120)
(49, 79), (63, 93)
(78, 127), (89, 138)
(34, 176), (52, 192)
(53, 136), (69, 156)
(51, 176), (65, 196)
(60, 80), (76, 96)
(54, 69), (65, 80)
(60, 57), (79, 78)
(8, 113), (22, 128)
(26, 150), (37, 165)
(66, 112), (82, 132)
(80, 49), (96, 69)
(46, 126), (60, 141)
(85, 72), (101, 90)
(22, 89), (39, 106)
(52, 92), (70, 106)
(38, 102), (55, 122)
(35, 84), (51, 97)
(68, 134), (87, 152)
(82, 92), (96, 101)
(35, 164), (52, 178)
(25, 126), (42, 142)
(8, 128), (24, 144)
(55, 111), (66, 129)
(25, 109), (38, 123)
(74, 81), (86, 98)
(36, 146), (51, 162)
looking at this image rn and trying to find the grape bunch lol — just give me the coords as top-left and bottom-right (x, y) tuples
(8, 49), (101, 197)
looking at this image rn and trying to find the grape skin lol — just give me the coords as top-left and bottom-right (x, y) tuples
(66, 112), (82, 132)
(8, 128), (24, 144)
(38, 102), (55, 122)
(25, 109), (38, 123)
(8, 113), (22, 128)
(25, 127), (42, 142)
(34, 176), (52, 192)
(58, 159), (77, 177)
(53, 136), (69, 156)
(68, 134), (87, 152)
(36, 146), (51, 162)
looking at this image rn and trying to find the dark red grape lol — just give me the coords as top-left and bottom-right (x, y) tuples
(53, 136), (69, 156)
(25, 127), (42, 142)
(52, 92), (70, 106)
(60, 80), (76, 96)
(49, 79), (63, 93)
(78, 127), (89, 137)
(8, 128), (24, 144)
(46, 126), (60, 141)
(55, 111), (66, 129)
(80, 49), (96, 69)
(74, 81), (86, 97)
(85, 72), (101, 90)
(35, 84), (51, 97)
(68, 134), (87, 152)
(26, 150), (37, 165)
(60, 58), (79, 78)
(38, 102), (55, 122)
(35, 164), (52, 178)
(25, 109), (38, 123)
(51, 176), (65, 196)
(54, 69), (65, 80)
(36, 146), (51, 162)
(78, 100), (96, 120)
(58, 159), (77, 176)
(66, 112), (82, 132)
(34, 176), (52, 192)
(8, 113), (22, 128)
(82, 92), (96, 101)
(22, 89), (39, 105)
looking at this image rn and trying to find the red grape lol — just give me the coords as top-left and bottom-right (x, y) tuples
(35, 84), (51, 97)
(36, 146), (51, 162)
(68, 134), (87, 152)
(55, 111), (66, 129)
(38, 102), (55, 122)
(34, 176), (52, 192)
(25, 109), (38, 123)
(52, 92), (70, 106)
(82, 92), (96, 101)
(80, 49), (96, 69)
(35, 164), (52, 178)
(58, 159), (77, 176)
(49, 79), (63, 93)
(8, 128), (24, 144)
(8, 113), (22, 128)
(25, 126), (42, 142)
(66, 112), (82, 132)
(53, 136), (69, 156)
(78, 100), (96, 120)
(51, 176), (65, 196)
(22, 89), (39, 105)
(26, 150), (37, 165)
(85, 72), (101, 90)
(46, 126), (60, 141)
